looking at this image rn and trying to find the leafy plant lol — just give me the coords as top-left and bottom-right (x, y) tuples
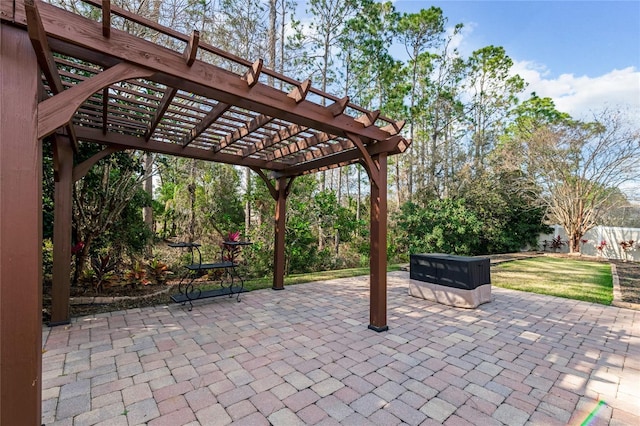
(619, 240), (635, 251)
(148, 258), (170, 284)
(90, 254), (118, 293)
(619, 240), (636, 262)
(124, 261), (150, 287)
(549, 235), (565, 252)
(596, 240), (607, 256)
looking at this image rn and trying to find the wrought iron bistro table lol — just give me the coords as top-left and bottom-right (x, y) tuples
(168, 240), (252, 310)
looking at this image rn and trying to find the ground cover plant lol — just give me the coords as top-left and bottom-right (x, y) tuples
(492, 256), (613, 305)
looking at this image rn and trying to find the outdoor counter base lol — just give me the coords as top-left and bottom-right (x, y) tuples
(408, 279), (491, 308)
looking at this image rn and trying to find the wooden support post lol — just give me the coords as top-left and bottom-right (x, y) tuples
(272, 177), (293, 290)
(50, 135), (74, 326)
(368, 153), (388, 332)
(0, 24), (43, 425)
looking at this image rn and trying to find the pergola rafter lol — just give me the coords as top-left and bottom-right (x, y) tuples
(0, 1), (411, 423)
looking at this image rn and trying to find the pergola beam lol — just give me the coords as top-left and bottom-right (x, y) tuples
(181, 102), (231, 147)
(274, 135), (408, 178)
(241, 123), (308, 158)
(28, 1), (394, 145)
(145, 30), (199, 141)
(38, 62), (155, 139)
(102, 0), (110, 37)
(215, 113), (274, 153)
(25, 0), (79, 152)
(266, 131), (338, 162)
(74, 127), (285, 170)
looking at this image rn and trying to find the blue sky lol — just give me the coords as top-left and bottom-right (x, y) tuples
(390, 1), (640, 120)
(395, 1), (639, 78)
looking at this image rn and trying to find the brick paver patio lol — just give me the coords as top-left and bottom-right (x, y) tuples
(42, 271), (640, 425)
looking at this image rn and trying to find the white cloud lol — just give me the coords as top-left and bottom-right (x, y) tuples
(513, 61), (640, 123)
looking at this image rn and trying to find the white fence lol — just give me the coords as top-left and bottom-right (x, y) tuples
(538, 225), (640, 262)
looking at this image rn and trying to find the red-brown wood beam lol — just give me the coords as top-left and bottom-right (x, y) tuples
(144, 86), (178, 140)
(327, 96), (349, 117)
(72, 146), (122, 182)
(215, 113), (274, 153)
(250, 167), (277, 200)
(381, 120), (405, 135)
(368, 153), (388, 332)
(25, 0), (79, 152)
(50, 134), (74, 326)
(145, 30), (198, 140)
(285, 139), (353, 165)
(102, 0), (111, 37)
(274, 135), (409, 177)
(102, 87), (109, 134)
(183, 30), (199, 66)
(242, 59), (263, 88)
(74, 127), (284, 170)
(272, 177), (294, 290)
(355, 110), (380, 128)
(266, 131), (337, 162)
(38, 62), (155, 139)
(215, 79), (307, 154)
(78, 0), (398, 129)
(242, 123), (307, 158)
(0, 23), (43, 425)
(347, 133), (379, 187)
(181, 102), (231, 147)
(30, 2), (393, 144)
(287, 79), (311, 103)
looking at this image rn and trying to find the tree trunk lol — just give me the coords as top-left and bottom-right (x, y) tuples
(267, 0), (277, 86)
(245, 167), (251, 238)
(569, 232), (581, 253)
(188, 160), (196, 242)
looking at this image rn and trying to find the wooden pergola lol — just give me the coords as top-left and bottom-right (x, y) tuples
(0, 0), (409, 423)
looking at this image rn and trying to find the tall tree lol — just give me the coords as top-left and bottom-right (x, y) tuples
(411, 23), (466, 199)
(397, 7), (445, 199)
(500, 106), (640, 253)
(466, 46), (526, 170)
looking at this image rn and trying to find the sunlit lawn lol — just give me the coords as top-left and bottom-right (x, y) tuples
(492, 256), (613, 305)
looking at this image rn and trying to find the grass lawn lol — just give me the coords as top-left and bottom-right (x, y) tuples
(201, 264), (402, 292)
(492, 256), (613, 305)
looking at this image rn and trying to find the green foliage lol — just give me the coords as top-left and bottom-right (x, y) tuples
(42, 239), (54, 282)
(396, 199), (483, 258)
(124, 261), (150, 287)
(98, 188), (153, 258)
(460, 171), (551, 254)
(90, 254), (118, 293)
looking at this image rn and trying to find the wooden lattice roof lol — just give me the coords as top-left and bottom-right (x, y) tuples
(18, 0), (409, 178)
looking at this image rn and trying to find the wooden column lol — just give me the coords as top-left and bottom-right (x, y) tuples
(50, 135), (74, 325)
(368, 153), (388, 332)
(272, 177), (289, 290)
(0, 24), (43, 425)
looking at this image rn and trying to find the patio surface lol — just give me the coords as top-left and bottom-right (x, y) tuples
(42, 271), (639, 425)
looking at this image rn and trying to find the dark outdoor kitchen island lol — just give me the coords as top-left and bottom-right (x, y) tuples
(409, 253), (492, 308)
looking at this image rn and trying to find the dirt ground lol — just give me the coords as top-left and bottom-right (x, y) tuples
(42, 257), (640, 323)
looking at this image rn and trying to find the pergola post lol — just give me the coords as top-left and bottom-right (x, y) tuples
(368, 153), (388, 332)
(273, 177), (293, 290)
(50, 134), (74, 325)
(0, 24), (43, 425)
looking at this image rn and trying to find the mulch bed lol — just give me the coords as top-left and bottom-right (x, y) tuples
(612, 260), (640, 304)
